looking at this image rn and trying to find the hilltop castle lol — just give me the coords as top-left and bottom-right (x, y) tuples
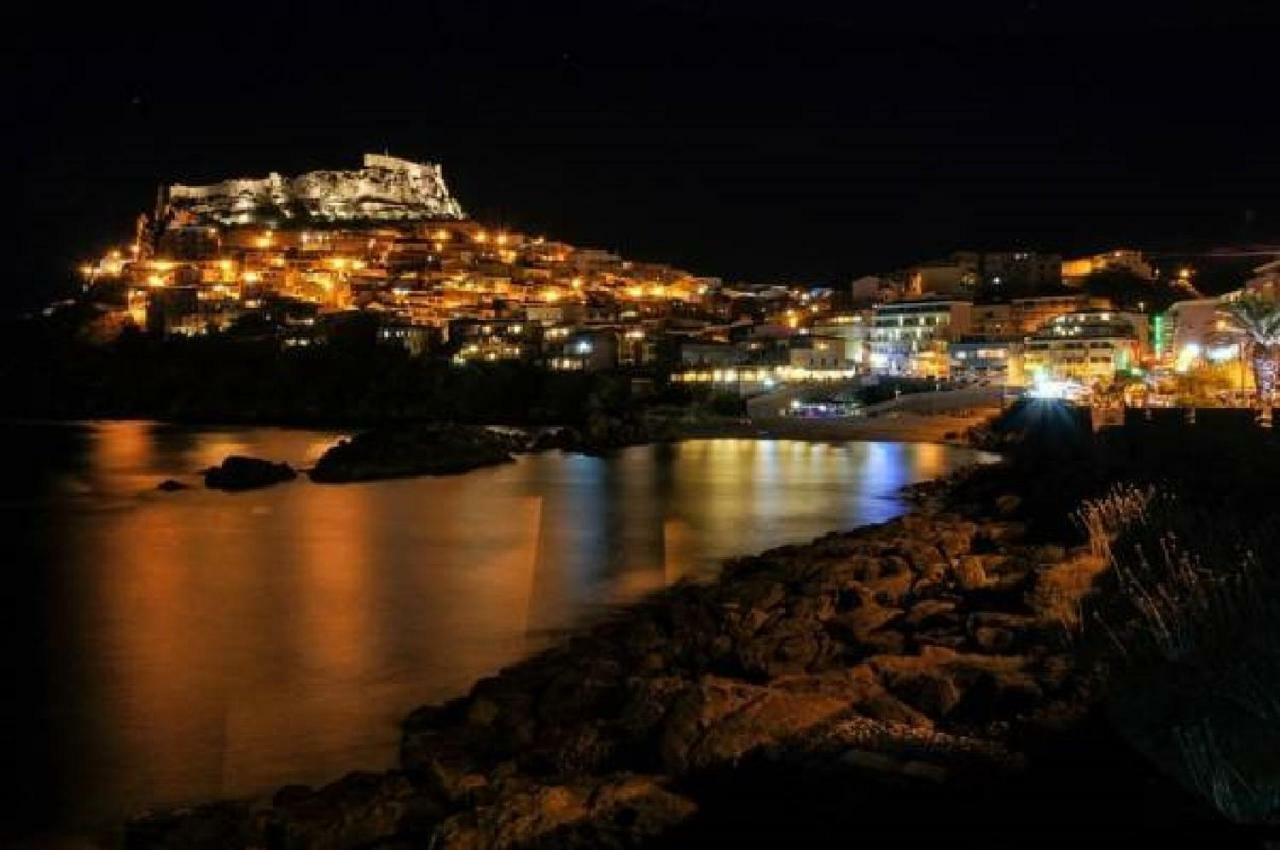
(165, 153), (466, 225)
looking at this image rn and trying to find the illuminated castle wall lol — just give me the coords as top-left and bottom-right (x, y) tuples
(167, 153), (466, 224)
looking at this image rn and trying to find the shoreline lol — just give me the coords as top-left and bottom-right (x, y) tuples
(5, 406), (999, 450)
(744, 408), (998, 447)
(7, 424), (994, 849)
(127, 451), (1228, 849)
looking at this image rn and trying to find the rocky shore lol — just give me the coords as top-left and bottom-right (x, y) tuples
(306, 417), (676, 484)
(129, 456), (1219, 850)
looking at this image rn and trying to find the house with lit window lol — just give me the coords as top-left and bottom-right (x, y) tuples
(788, 334), (845, 370)
(1162, 298), (1226, 362)
(949, 339), (1025, 386)
(811, 312), (874, 366)
(547, 328), (618, 371)
(1022, 310), (1146, 385)
(1010, 293), (1106, 334)
(449, 318), (541, 364)
(870, 299), (972, 377)
(376, 323), (437, 356)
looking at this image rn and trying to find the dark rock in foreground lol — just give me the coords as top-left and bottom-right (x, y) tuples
(156, 478), (189, 492)
(308, 424), (519, 483)
(203, 456), (297, 491)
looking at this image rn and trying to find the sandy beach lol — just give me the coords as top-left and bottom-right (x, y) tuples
(745, 408), (1001, 445)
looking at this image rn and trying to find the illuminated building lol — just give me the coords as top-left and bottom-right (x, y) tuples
(1164, 298), (1225, 363)
(525, 300), (586, 326)
(787, 334), (845, 370)
(1010, 293), (1104, 334)
(870, 299), (973, 377)
(1062, 249), (1154, 286)
(671, 364), (858, 394)
(948, 340), (1025, 387)
(145, 286), (239, 337)
(811, 313), (873, 366)
(377, 324), (438, 357)
(617, 326), (654, 366)
(1160, 297), (1252, 385)
(547, 328), (618, 372)
(1022, 310), (1146, 384)
(449, 319), (541, 364)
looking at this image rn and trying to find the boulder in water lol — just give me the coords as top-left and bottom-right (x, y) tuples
(309, 424), (518, 484)
(204, 456), (297, 491)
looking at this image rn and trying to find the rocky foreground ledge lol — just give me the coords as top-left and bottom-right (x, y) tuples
(127, 473), (1170, 850)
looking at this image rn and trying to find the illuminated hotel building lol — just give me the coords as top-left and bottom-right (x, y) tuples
(1023, 310), (1146, 384)
(870, 299), (972, 377)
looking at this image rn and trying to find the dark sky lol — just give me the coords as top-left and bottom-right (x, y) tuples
(12, 0), (1280, 308)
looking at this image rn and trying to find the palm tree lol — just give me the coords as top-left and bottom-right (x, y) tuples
(1219, 294), (1280, 411)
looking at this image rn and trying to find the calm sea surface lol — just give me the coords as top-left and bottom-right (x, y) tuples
(1, 420), (995, 843)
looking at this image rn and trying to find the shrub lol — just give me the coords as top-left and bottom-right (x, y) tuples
(1077, 486), (1280, 826)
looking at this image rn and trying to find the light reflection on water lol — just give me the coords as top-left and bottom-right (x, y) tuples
(1, 421), (995, 840)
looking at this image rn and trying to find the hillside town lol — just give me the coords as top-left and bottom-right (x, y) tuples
(75, 154), (1280, 410)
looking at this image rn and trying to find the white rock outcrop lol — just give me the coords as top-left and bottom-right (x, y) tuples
(168, 153), (465, 224)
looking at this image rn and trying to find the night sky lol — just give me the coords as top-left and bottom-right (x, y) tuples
(12, 0), (1280, 310)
